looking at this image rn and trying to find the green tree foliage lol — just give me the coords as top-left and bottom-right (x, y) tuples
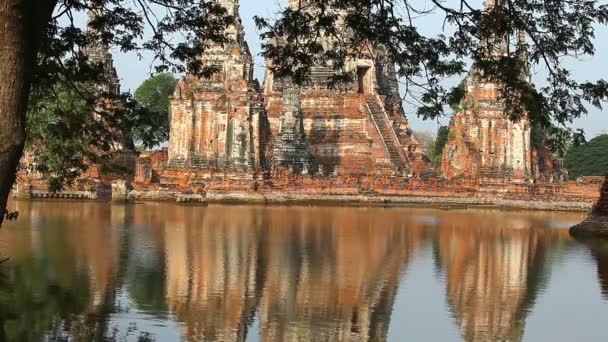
(423, 126), (450, 169)
(435, 126), (450, 156)
(257, 0), (608, 126)
(448, 80), (467, 114)
(25, 78), (166, 190)
(565, 134), (608, 179)
(132, 73), (178, 148)
(427, 126), (450, 168)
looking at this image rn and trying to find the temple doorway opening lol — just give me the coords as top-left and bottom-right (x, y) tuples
(357, 66), (371, 94)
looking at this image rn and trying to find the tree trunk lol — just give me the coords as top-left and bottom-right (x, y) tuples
(592, 176), (608, 216)
(570, 176), (608, 238)
(0, 0), (56, 227)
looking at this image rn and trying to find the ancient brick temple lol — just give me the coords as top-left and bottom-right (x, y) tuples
(442, 0), (535, 181)
(263, 1), (422, 176)
(167, 0), (263, 173)
(165, 0), (424, 180)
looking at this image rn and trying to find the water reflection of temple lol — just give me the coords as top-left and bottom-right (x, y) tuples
(160, 206), (426, 342)
(257, 207), (424, 342)
(2, 202), (601, 342)
(163, 206), (266, 341)
(433, 210), (569, 342)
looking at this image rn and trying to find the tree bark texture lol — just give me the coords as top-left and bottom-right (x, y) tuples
(570, 176), (608, 238)
(0, 0), (56, 227)
(593, 176), (608, 216)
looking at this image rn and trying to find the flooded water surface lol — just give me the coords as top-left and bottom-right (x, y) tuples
(1, 202), (607, 341)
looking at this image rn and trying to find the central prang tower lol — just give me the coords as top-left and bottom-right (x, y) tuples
(263, 0), (424, 176)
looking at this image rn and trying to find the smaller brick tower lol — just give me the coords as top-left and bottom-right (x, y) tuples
(441, 1), (533, 181)
(84, 10), (135, 152)
(166, 0), (264, 175)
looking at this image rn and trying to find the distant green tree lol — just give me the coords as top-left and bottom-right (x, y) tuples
(448, 80), (467, 113)
(564, 134), (608, 179)
(425, 126), (450, 168)
(433, 126), (450, 168)
(133, 73), (178, 148)
(25, 78), (162, 191)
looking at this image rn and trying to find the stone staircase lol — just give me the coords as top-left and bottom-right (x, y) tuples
(167, 158), (188, 168)
(364, 95), (409, 171)
(478, 166), (501, 178)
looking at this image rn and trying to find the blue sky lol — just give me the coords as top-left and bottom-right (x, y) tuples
(113, 0), (607, 137)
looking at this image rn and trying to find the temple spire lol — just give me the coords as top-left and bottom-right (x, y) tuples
(83, 9), (121, 96)
(215, 0), (239, 16)
(484, 0), (496, 10)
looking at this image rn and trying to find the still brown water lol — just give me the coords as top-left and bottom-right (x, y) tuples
(0, 201), (607, 341)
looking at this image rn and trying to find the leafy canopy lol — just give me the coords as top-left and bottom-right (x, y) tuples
(132, 73), (178, 148)
(134, 73), (177, 116)
(565, 134), (608, 179)
(256, 0), (608, 133)
(25, 77), (168, 189)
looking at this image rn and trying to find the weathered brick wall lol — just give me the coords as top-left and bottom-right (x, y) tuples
(248, 175), (602, 205)
(15, 150), (138, 194)
(265, 91), (400, 175)
(134, 159), (152, 184)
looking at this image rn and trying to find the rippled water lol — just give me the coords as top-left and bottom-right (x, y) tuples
(1, 201), (607, 341)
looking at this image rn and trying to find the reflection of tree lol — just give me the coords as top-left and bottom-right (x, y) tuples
(0, 202), (109, 341)
(576, 240), (608, 301)
(432, 210), (569, 342)
(126, 253), (167, 314)
(0, 258), (91, 341)
(125, 207), (169, 315)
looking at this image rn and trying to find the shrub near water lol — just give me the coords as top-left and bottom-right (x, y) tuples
(564, 134), (608, 179)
